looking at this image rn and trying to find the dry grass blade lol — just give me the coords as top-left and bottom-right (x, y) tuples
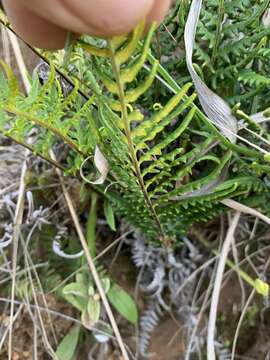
(7, 30), (30, 93)
(1, 25), (10, 66)
(221, 199), (270, 225)
(207, 212), (241, 359)
(33, 310), (38, 360)
(8, 158), (27, 360)
(184, 0), (238, 143)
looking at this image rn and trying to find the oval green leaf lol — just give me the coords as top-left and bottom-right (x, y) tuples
(56, 325), (80, 360)
(107, 285), (138, 324)
(104, 201), (116, 231)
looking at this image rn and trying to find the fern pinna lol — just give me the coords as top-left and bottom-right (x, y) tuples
(0, 20), (269, 246)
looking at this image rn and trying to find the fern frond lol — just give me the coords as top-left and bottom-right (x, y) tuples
(1, 17), (269, 246)
(74, 22), (269, 244)
(238, 69), (270, 87)
(0, 61), (96, 174)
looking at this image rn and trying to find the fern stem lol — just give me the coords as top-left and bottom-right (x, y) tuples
(107, 40), (167, 244)
(211, 0), (225, 66)
(5, 106), (86, 156)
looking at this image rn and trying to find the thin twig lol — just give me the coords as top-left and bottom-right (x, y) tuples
(207, 212), (241, 360)
(33, 310), (38, 360)
(0, 304), (23, 353)
(8, 153), (27, 360)
(231, 236), (246, 310)
(231, 289), (256, 360)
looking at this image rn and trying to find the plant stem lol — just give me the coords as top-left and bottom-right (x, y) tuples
(86, 192), (98, 258)
(212, 0), (225, 66)
(107, 40), (167, 244)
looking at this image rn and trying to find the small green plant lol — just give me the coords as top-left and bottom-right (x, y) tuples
(62, 271), (138, 328)
(63, 273), (108, 328)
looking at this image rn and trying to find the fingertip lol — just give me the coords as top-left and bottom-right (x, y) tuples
(79, 0), (171, 37)
(9, 0), (156, 38)
(3, 0), (171, 49)
(146, 0), (171, 25)
(64, 0), (156, 37)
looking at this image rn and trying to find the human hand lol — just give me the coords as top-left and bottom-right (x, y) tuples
(3, 0), (171, 49)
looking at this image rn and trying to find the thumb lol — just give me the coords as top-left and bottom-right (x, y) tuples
(15, 0), (155, 36)
(3, 0), (170, 49)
